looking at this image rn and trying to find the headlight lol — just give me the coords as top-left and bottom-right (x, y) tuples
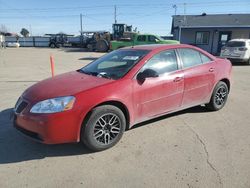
(30, 96), (75, 114)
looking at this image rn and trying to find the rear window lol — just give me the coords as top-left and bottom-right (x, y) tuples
(226, 41), (246, 47)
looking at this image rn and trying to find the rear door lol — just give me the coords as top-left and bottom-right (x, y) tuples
(178, 48), (215, 107)
(132, 49), (184, 121)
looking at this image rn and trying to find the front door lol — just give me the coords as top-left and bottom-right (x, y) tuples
(217, 31), (232, 55)
(132, 49), (184, 122)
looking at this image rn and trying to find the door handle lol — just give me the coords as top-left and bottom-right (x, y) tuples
(209, 68), (215, 72)
(173, 77), (183, 82)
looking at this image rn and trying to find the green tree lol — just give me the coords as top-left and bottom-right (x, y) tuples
(20, 28), (29, 37)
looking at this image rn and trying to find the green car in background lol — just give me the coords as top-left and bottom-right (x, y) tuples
(110, 33), (179, 50)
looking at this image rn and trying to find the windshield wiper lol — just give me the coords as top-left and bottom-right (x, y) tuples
(78, 69), (112, 79)
(78, 69), (98, 76)
(97, 72), (112, 79)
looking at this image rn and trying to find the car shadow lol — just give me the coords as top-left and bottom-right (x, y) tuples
(0, 108), (93, 164)
(59, 47), (89, 53)
(130, 106), (208, 130)
(0, 106), (208, 164)
(231, 62), (249, 66)
(78, 57), (98, 61)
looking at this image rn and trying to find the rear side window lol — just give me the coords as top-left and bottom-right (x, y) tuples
(226, 41), (246, 47)
(142, 50), (178, 75)
(178, 48), (202, 68)
(137, 35), (146, 42)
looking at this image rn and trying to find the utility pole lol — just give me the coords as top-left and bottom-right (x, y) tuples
(80, 13), (83, 46)
(29, 24), (32, 36)
(114, 5), (117, 24)
(172, 4), (177, 16)
(183, 3), (187, 25)
(80, 13), (83, 35)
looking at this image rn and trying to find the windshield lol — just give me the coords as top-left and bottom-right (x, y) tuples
(226, 41), (246, 47)
(79, 49), (150, 80)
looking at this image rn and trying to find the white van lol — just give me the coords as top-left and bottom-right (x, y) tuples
(220, 39), (250, 65)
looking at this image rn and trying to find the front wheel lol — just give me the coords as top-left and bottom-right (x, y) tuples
(81, 105), (126, 151)
(205, 81), (229, 111)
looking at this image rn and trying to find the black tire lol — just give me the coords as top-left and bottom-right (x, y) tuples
(81, 105), (126, 151)
(205, 81), (229, 111)
(246, 58), (250, 65)
(50, 43), (56, 48)
(96, 40), (109, 52)
(56, 43), (62, 48)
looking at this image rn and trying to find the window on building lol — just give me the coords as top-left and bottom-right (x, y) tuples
(196, 32), (210, 45)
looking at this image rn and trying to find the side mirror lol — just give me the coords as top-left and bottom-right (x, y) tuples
(137, 69), (159, 82)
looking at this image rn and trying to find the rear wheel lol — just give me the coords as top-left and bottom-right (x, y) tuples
(205, 81), (229, 111)
(56, 43), (62, 48)
(81, 105), (126, 151)
(96, 40), (109, 52)
(50, 43), (56, 48)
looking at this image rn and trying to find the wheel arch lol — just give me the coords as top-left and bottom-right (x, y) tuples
(80, 100), (131, 137)
(219, 78), (231, 92)
(95, 101), (130, 130)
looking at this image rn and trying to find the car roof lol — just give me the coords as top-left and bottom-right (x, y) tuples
(122, 44), (193, 51)
(120, 44), (216, 60)
(229, 39), (250, 42)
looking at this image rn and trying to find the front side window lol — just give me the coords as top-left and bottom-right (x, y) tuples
(148, 35), (158, 42)
(141, 50), (178, 75)
(196, 32), (209, 45)
(179, 48), (203, 68)
(80, 49), (149, 80)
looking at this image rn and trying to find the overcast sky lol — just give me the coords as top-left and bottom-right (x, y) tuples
(0, 0), (250, 36)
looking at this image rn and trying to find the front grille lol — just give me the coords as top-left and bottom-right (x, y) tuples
(15, 100), (28, 113)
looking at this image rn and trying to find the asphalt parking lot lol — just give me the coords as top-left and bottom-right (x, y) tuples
(0, 47), (250, 188)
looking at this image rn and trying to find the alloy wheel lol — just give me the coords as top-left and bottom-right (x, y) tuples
(93, 113), (121, 145)
(215, 86), (227, 106)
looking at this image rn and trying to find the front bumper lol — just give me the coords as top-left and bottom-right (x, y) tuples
(13, 99), (83, 144)
(220, 55), (249, 62)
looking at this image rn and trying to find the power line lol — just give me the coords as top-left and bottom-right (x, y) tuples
(0, 1), (249, 11)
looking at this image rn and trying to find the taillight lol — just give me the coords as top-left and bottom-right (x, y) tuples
(239, 47), (247, 51)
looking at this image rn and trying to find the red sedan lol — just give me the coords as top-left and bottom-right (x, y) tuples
(13, 44), (232, 151)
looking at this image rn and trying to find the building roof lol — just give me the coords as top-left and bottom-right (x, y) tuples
(172, 14), (250, 29)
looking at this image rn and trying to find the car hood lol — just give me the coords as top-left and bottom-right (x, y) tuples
(22, 71), (114, 102)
